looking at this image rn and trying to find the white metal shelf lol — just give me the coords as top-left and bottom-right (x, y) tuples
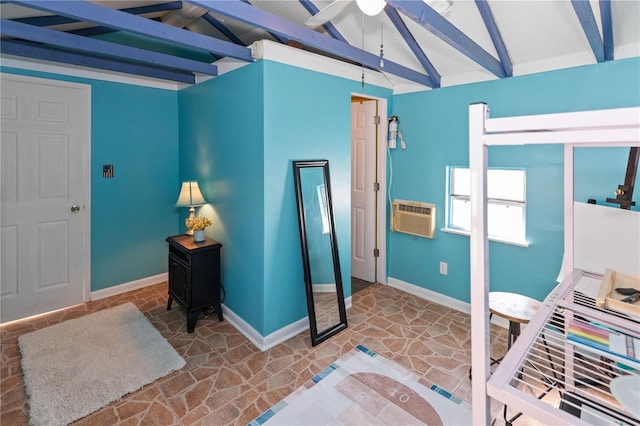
(488, 269), (639, 425)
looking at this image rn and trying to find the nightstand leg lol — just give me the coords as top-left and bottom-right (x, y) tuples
(213, 303), (223, 321)
(167, 296), (173, 310)
(187, 310), (200, 333)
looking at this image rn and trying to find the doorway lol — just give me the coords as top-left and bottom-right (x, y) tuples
(350, 94), (387, 294)
(1, 73), (91, 323)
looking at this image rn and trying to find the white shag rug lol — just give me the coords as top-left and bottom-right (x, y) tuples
(18, 302), (185, 426)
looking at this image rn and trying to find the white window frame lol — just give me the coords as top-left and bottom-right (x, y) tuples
(443, 167), (529, 247)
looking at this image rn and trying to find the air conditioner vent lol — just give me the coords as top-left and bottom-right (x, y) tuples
(391, 199), (436, 239)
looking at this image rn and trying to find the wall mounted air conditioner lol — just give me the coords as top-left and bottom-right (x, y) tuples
(391, 199), (436, 239)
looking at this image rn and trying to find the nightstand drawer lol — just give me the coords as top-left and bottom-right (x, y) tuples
(169, 244), (190, 265)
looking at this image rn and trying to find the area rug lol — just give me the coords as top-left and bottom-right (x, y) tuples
(18, 302), (185, 426)
(249, 345), (471, 425)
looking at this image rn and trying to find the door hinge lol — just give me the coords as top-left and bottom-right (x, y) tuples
(373, 248), (380, 258)
(374, 115), (381, 125)
(373, 182), (380, 192)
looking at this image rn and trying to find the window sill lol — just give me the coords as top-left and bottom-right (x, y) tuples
(440, 228), (530, 248)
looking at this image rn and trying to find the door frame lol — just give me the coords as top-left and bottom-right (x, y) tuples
(1, 72), (92, 309)
(350, 93), (387, 284)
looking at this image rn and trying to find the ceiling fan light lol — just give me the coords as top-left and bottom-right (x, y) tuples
(356, 0), (386, 16)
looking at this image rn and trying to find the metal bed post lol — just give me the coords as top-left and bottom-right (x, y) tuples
(469, 102), (491, 425)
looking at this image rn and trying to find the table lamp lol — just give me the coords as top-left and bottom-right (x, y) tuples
(176, 181), (207, 235)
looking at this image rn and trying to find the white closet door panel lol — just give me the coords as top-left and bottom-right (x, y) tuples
(1, 74), (90, 323)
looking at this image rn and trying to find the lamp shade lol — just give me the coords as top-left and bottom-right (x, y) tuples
(176, 181), (207, 207)
(356, 0), (385, 16)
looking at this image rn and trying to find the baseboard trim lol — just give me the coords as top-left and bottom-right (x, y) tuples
(90, 273), (357, 351)
(88, 273), (294, 352)
(89, 273), (505, 347)
(220, 305), (304, 352)
(224, 296), (353, 352)
(386, 277), (508, 329)
(90, 273), (167, 301)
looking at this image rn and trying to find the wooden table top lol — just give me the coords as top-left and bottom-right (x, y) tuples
(489, 292), (540, 324)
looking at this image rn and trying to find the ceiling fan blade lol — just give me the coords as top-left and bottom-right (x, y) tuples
(304, 0), (352, 27)
(427, 0), (453, 15)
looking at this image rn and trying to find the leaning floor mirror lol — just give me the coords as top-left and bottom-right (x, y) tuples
(292, 160), (348, 346)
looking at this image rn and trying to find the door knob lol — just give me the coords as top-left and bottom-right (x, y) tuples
(70, 205), (80, 213)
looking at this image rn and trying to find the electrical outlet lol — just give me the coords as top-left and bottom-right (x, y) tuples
(439, 261), (448, 275)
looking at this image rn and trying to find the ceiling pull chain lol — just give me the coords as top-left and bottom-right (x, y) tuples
(361, 12), (365, 89)
(380, 21), (384, 68)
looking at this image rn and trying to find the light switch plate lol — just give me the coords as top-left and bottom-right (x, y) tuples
(103, 164), (114, 178)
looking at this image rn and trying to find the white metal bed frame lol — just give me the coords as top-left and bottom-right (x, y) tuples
(468, 103), (640, 425)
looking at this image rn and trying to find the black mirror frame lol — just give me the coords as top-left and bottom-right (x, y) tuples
(292, 160), (348, 346)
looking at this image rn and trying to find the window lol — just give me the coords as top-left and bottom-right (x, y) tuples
(447, 167), (527, 245)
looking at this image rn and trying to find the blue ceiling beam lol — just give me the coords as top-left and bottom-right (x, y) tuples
(570, 0), (605, 62)
(384, 6), (440, 88)
(186, 0), (433, 87)
(243, 0), (288, 44)
(474, 0), (512, 77)
(599, 0), (613, 60)
(8, 0), (253, 62)
(11, 1), (182, 27)
(1, 19), (218, 76)
(385, 0), (506, 78)
(202, 13), (244, 45)
(69, 25), (133, 38)
(298, 0), (348, 43)
(0, 39), (195, 84)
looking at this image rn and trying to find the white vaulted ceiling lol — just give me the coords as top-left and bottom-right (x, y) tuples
(1, 0), (638, 92)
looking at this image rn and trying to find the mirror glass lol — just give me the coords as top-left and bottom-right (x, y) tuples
(293, 160), (347, 346)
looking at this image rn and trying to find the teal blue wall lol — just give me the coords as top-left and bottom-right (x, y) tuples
(262, 61), (392, 335)
(178, 63), (266, 333)
(389, 57), (640, 303)
(178, 60), (392, 336)
(0, 67), (180, 291)
(264, 61), (390, 333)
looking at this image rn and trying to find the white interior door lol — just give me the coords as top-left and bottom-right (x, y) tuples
(351, 99), (377, 283)
(1, 74), (90, 323)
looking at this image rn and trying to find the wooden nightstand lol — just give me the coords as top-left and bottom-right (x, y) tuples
(166, 234), (223, 333)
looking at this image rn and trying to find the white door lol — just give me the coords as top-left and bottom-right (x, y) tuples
(351, 99), (377, 283)
(1, 74), (90, 323)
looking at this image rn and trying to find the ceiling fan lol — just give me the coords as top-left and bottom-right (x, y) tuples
(304, 0), (453, 28)
(304, 0), (353, 28)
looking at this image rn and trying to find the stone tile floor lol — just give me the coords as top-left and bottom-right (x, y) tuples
(1, 282), (547, 425)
